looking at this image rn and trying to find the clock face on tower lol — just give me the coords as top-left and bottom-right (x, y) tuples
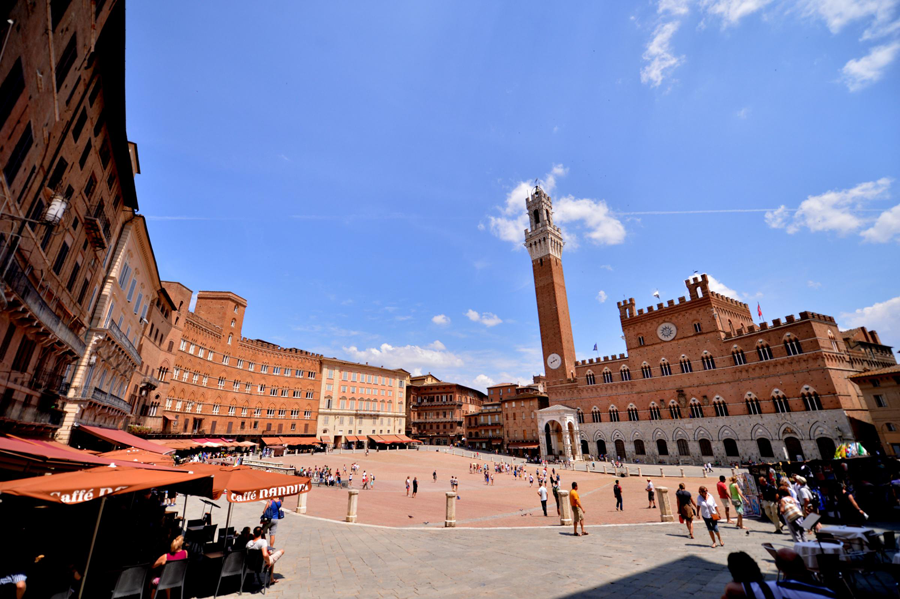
(657, 322), (677, 341)
(547, 353), (562, 370)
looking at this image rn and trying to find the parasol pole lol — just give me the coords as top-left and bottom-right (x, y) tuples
(224, 498), (233, 535)
(79, 495), (107, 599)
(182, 492), (189, 524)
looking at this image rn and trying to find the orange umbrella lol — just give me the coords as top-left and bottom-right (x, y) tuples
(178, 464), (310, 502)
(99, 448), (176, 465)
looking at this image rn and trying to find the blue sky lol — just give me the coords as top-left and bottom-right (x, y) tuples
(126, 1), (900, 390)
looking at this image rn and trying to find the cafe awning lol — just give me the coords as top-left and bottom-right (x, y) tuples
(99, 448), (175, 465)
(281, 437), (318, 446)
(0, 464), (214, 504)
(261, 437), (284, 446)
(320, 436), (332, 443)
(177, 464), (310, 502)
(162, 414), (175, 421)
(398, 435), (422, 443)
(368, 435), (388, 443)
(77, 424), (174, 455)
(507, 442), (540, 449)
(381, 435), (405, 443)
(0, 437), (181, 473)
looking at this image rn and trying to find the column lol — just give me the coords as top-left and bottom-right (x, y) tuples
(656, 486), (674, 522)
(346, 489), (359, 523)
(680, 468), (685, 478)
(298, 491), (308, 514)
(445, 491), (457, 528)
(558, 489), (573, 525)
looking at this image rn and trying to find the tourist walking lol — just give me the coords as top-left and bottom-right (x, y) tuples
(697, 486), (724, 548)
(676, 482), (697, 539)
(433, 470), (437, 483)
(614, 480), (623, 511)
(729, 476), (747, 529)
(646, 479), (656, 509)
(538, 482), (549, 516)
(412, 476), (418, 498)
(757, 476), (783, 534)
(260, 495), (284, 548)
(779, 488), (806, 542)
(551, 478), (560, 516)
(406, 477), (411, 496)
(717, 476), (733, 523)
(570, 482), (588, 536)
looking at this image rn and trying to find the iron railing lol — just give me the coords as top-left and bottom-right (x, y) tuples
(104, 320), (141, 365)
(90, 386), (132, 414)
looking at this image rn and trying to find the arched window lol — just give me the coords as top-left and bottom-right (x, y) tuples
(757, 342), (773, 361)
(591, 407), (601, 423)
(627, 405), (639, 421)
(657, 439), (669, 455)
(772, 392), (791, 414)
(608, 406), (620, 422)
(713, 398), (729, 417)
(701, 351), (716, 370)
(596, 439), (607, 455)
(746, 394), (762, 415)
(602, 369), (613, 384)
(784, 335), (803, 356)
(757, 438), (774, 458)
(586, 371), (596, 385)
(634, 439), (646, 455)
(699, 439), (713, 456)
(676, 439), (690, 456)
(678, 356), (692, 374)
(660, 359), (673, 376)
(827, 330), (838, 351)
(576, 408), (585, 424)
(641, 362), (652, 378)
(620, 366), (631, 382)
(689, 399), (704, 419)
(669, 401), (682, 419)
(723, 438), (739, 457)
(802, 392), (822, 411)
(732, 347), (747, 366)
(649, 402), (661, 420)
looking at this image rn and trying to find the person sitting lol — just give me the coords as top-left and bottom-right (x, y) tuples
(232, 526), (252, 552)
(720, 548), (835, 599)
(246, 526), (285, 586)
(150, 536), (188, 598)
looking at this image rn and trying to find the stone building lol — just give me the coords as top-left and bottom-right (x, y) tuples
(0, 1), (140, 439)
(499, 387), (549, 457)
(158, 290), (322, 439)
(316, 358), (410, 448)
(522, 185), (895, 464)
(486, 382), (517, 403)
(464, 401), (503, 450)
(848, 365), (900, 456)
(405, 372), (441, 435)
(59, 216), (159, 442)
(408, 381), (486, 445)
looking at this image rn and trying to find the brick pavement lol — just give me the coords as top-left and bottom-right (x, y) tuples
(203, 494), (796, 599)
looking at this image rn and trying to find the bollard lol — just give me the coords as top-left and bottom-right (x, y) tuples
(603, 464), (608, 475)
(298, 491), (308, 514)
(731, 468), (737, 479)
(660, 467), (665, 478)
(638, 467), (642, 477)
(702, 469), (708, 478)
(558, 490), (573, 526)
(680, 468), (685, 478)
(656, 486), (675, 522)
(624, 466), (630, 477)
(445, 491), (457, 528)
(346, 490), (359, 523)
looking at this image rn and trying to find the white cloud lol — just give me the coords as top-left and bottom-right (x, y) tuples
(596, 290), (608, 303)
(705, 274), (741, 300)
(862, 203), (900, 242)
(801, 0), (899, 35)
(486, 165), (627, 248)
(465, 309), (503, 327)
(472, 374), (496, 388)
(840, 295), (900, 346)
(841, 41), (900, 91)
(736, 107), (751, 119)
(702, 0), (773, 26)
(659, 0), (691, 15)
(342, 340), (463, 371)
(807, 280), (823, 289)
(641, 21), (684, 87)
(599, 264), (614, 271)
(432, 314), (451, 325)
(766, 178), (892, 235)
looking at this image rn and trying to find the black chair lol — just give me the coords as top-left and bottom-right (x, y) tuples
(815, 553), (854, 599)
(156, 559), (188, 599)
(110, 564), (149, 599)
(214, 550), (246, 598)
(202, 523), (218, 544)
(49, 590), (73, 599)
(244, 549), (270, 595)
(185, 519), (205, 529)
(217, 527), (235, 544)
(883, 531), (897, 551)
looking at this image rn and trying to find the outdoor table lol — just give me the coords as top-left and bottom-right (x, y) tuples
(893, 553), (900, 565)
(794, 541), (843, 570)
(817, 525), (875, 552)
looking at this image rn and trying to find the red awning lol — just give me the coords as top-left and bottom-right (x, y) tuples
(0, 437), (183, 472)
(162, 414), (175, 421)
(381, 435), (404, 443)
(176, 464), (310, 502)
(320, 436), (332, 443)
(77, 425), (174, 455)
(261, 437), (284, 445)
(507, 442), (539, 449)
(281, 437), (318, 446)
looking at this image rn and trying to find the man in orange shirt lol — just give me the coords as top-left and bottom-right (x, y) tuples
(570, 482), (588, 536)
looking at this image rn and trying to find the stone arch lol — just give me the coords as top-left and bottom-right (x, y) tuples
(592, 429), (606, 442)
(778, 422), (803, 439)
(631, 429), (644, 441)
(770, 388), (783, 397)
(750, 423), (773, 439)
(694, 426), (712, 441)
(672, 427), (689, 441)
(611, 429), (626, 441)
(579, 430), (588, 440)
(718, 425), (738, 440)
(808, 421), (829, 439)
(652, 428), (668, 441)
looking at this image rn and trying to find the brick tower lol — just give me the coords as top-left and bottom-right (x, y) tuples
(524, 185), (577, 382)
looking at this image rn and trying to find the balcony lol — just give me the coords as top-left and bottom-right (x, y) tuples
(2, 258), (86, 356)
(29, 368), (71, 397)
(0, 393), (64, 429)
(90, 386), (132, 414)
(95, 320), (141, 366)
(140, 374), (163, 391)
(83, 204), (111, 250)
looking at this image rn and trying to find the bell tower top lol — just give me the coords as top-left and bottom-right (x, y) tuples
(524, 185), (565, 261)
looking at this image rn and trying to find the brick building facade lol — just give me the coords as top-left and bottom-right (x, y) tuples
(523, 185), (895, 465)
(848, 365), (900, 456)
(0, 1), (142, 439)
(408, 382), (486, 445)
(464, 401), (503, 450)
(500, 387), (549, 457)
(158, 290), (322, 439)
